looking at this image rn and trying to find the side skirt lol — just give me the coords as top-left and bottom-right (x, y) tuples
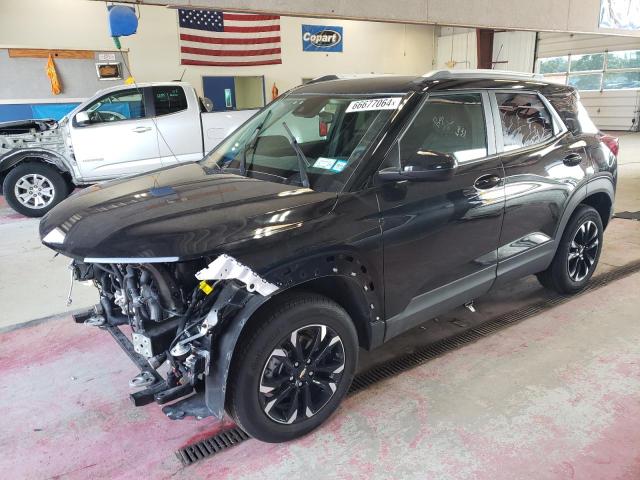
(383, 266), (496, 342)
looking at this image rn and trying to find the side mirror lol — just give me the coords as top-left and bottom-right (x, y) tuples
(377, 151), (457, 182)
(201, 97), (214, 112)
(75, 111), (91, 126)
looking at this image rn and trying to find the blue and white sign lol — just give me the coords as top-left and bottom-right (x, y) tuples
(302, 25), (343, 52)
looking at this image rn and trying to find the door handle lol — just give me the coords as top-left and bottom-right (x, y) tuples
(132, 126), (152, 133)
(474, 174), (501, 190)
(563, 152), (583, 166)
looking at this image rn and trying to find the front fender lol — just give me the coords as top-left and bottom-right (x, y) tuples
(204, 251), (384, 418)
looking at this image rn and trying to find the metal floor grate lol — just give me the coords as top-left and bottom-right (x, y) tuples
(349, 260), (640, 393)
(177, 260), (640, 464)
(176, 427), (250, 466)
(614, 211), (640, 221)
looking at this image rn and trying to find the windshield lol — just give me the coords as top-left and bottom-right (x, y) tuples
(201, 94), (401, 192)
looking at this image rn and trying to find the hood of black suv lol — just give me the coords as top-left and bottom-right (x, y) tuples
(39, 163), (337, 261)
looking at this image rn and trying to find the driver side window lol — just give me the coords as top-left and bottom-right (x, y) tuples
(83, 89), (146, 124)
(400, 93), (488, 164)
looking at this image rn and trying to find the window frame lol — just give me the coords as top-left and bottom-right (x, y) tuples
(151, 85), (189, 118)
(488, 90), (567, 155)
(393, 90), (497, 167)
(73, 87), (153, 128)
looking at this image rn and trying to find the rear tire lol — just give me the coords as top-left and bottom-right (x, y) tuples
(537, 204), (603, 294)
(2, 162), (69, 217)
(226, 292), (358, 443)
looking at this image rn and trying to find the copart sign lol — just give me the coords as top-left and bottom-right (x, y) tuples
(302, 24), (343, 52)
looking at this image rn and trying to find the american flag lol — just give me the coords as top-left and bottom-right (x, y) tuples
(178, 9), (282, 67)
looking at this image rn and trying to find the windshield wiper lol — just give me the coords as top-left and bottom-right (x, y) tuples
(281, 121), (311, 188)
(240, 110), (272, 176)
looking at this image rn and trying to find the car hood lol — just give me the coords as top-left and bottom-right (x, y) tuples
(40, 163), (337, 261)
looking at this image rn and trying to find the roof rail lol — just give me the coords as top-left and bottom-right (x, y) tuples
(423, 69), (544, 81)
(306, 73), (402, 84)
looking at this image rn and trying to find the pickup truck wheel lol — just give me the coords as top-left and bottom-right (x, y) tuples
(226, 293), (358, 443)
(2, 163), (69, 217)
(536, 205), (603, 294)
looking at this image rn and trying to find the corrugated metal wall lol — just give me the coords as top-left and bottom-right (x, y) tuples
(537, 32), (640, 131)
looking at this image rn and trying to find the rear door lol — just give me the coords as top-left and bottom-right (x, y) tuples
(490, 90), (590, 284)
(70, 88), (161, 180)
(152, 85), (204, 164)
(378, 91), (506, 340)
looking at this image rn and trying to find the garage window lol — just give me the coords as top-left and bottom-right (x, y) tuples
(495, 93), (554, 151)
(153, 86), (188, 116)
(536, 49), (640, 91)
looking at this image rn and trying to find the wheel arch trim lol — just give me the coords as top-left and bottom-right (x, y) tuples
(0, 149), (74, 177)
(554, 177), (614, 246)
(204, 251), (384, 419)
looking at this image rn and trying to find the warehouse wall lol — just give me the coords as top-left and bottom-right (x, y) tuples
(436, 28), (477, 70)
(0, 0), (436, 100)
(435, 28), (536, 73)
(492, 31), (536, 73)
(537, 32), (640, 131)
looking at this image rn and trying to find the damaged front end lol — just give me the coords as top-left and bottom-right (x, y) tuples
(71, 254), (278, 420)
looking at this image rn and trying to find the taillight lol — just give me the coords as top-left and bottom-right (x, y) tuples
(599, 134), (619, 156)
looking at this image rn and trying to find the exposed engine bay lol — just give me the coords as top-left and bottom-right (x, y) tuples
(0, 119), (66, 156)
(71, 254), (279, 418)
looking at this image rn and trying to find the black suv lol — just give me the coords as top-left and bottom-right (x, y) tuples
(40, 70), (618, 443)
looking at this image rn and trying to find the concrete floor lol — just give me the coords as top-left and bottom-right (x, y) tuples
(0, 132), (639, 479)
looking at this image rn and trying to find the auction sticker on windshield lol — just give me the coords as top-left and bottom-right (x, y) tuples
(346, 97), (402, 113)
(313, 157), (337, 170)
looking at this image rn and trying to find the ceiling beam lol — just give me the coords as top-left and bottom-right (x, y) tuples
(96, 0), (640, 37)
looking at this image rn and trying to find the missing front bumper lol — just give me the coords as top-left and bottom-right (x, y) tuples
(72, 309), (212, 418)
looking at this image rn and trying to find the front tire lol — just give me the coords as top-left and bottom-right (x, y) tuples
(2, 162), (69, 217)
(226, 293), (358, 443)
(537, 204), (603, 294)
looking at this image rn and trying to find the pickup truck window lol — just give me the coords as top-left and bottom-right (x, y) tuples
(153, 86), (188, 116)
(202, 94), (399, 192)
(82, 88), (146, 124)
(495, 92), (554, 151)
(401, 93), (488, 163)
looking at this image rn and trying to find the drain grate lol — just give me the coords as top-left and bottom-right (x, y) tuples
(177, 260), (640, 464)
(176, 427), (250, 466)
(349, 259), (640, 393)
(614, 211), (640, 221)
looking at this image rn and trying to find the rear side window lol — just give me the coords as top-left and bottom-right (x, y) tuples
(153, 86), (188, 116)
(495, 93), (554, 151)
(400, 93), (488, 163)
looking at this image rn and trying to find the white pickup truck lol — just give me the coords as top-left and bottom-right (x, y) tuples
(0, 82), (257, 216)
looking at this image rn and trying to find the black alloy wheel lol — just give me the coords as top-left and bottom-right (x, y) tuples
(259, 324), (345, 424)
(567, 219), (599, 282)
(226, 293), (357, 443)
(537, 204), (603, 294)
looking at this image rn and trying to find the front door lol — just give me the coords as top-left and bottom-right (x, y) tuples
(378, 92), (506, 340)
(70, 87), (161, 181)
